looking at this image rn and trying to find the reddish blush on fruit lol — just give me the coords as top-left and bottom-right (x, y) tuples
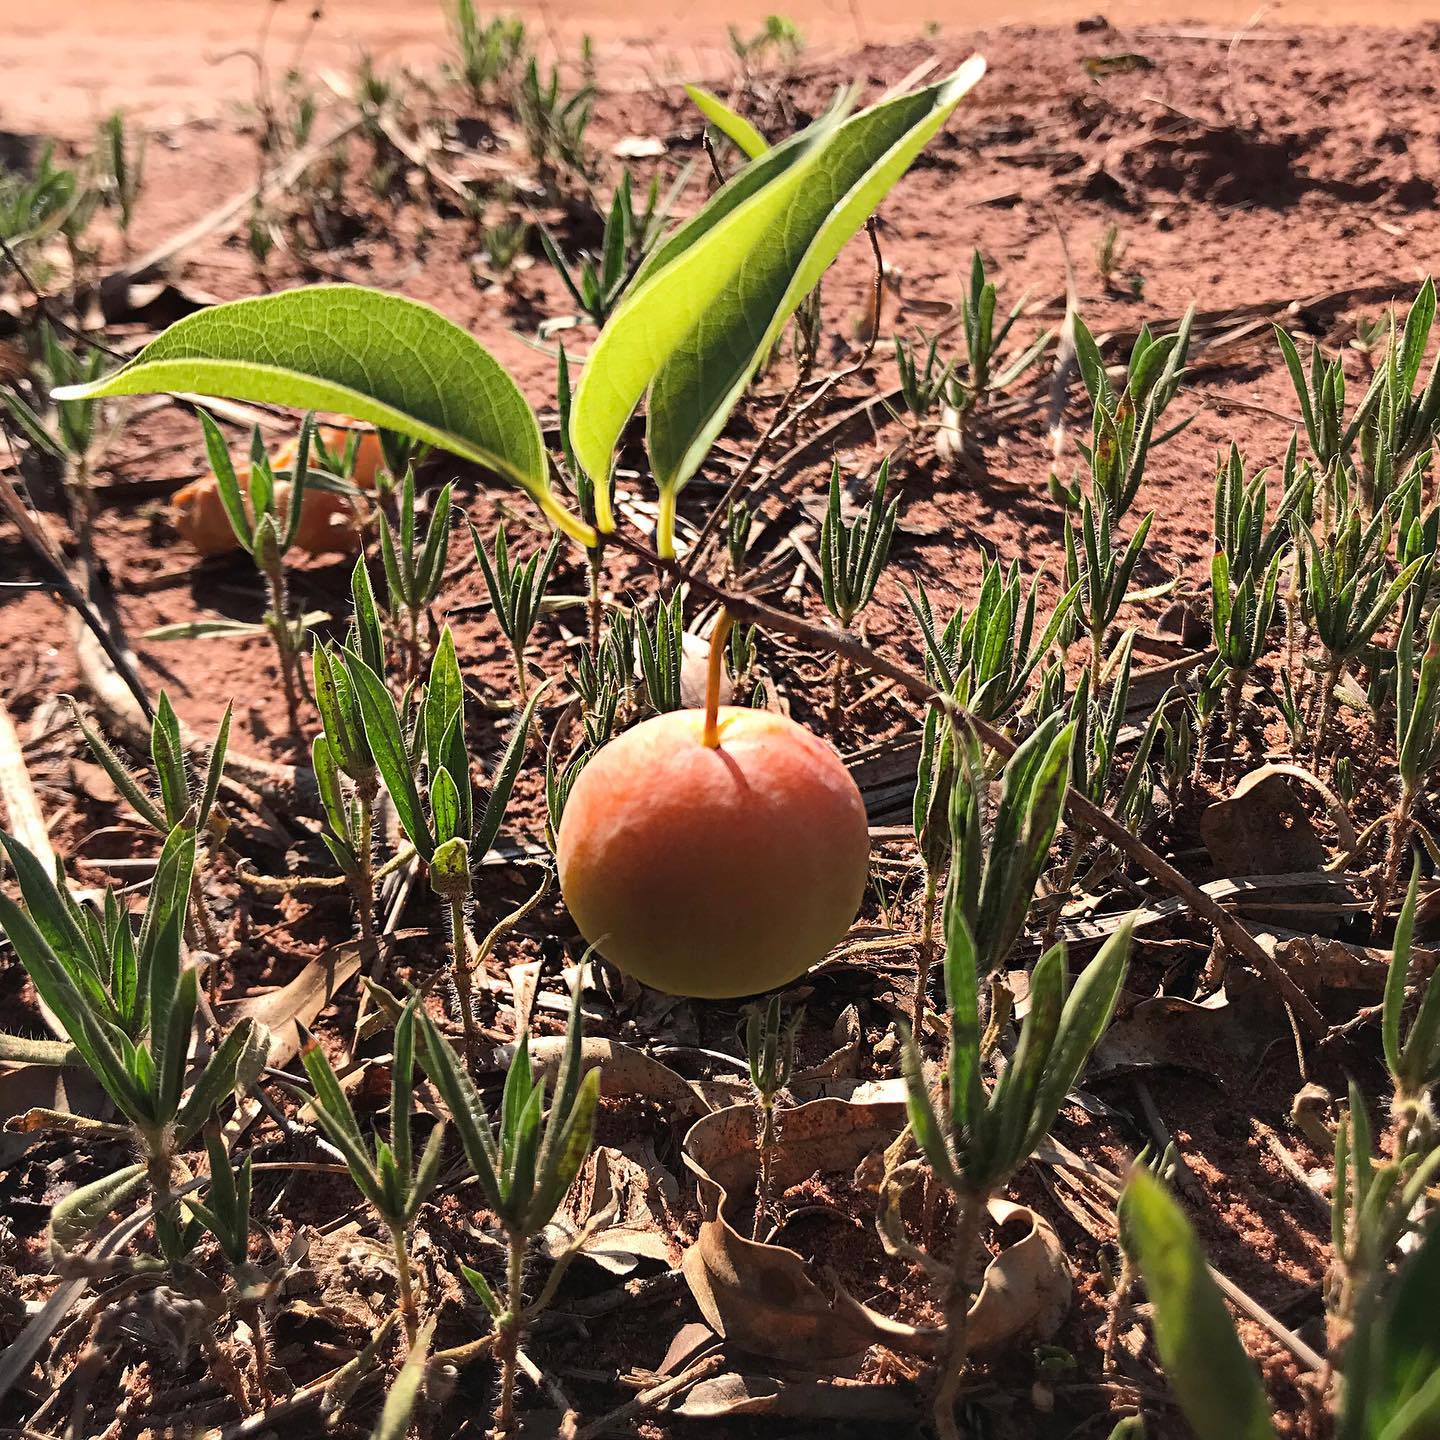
(557, 706), (870, 997)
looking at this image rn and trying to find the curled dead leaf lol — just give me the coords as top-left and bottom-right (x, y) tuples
(832, 1198), (1073, 1358)
(681, 1099), (1072, 1366)
(681, 1098), (904, 1364)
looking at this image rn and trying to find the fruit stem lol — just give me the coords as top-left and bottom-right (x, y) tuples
(703, 608), (735, 749)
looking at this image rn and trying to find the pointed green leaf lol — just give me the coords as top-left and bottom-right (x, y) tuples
(1119, 1170), (1275, 1440)
(53, 286), (591, 546)
(570, 59), (984, 554)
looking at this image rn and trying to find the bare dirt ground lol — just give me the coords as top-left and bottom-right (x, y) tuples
(3, 3), (1440, 1438)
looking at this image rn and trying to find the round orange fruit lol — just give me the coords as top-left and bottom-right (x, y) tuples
(556, 707), (870, 997)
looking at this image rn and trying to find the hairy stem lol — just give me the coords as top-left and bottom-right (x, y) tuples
(389, 1222), (419, 1344)
(1314, 653), (1343, 762)
(1372, 784), (1415, 929)
(1101, 1254), (1135, 1374)
(932, 1187), (988, 1440)
(449, 895), (479, 1070)
(264, 564), (302, 743)
(913, 869), (938, 1033)
(495, 1231), (526, 1438)
(752, 1098), (777, 1240)
(586, 543), (604, 663)
(1219, 668), (1245, 785)
(242, 1297), (273, 1410)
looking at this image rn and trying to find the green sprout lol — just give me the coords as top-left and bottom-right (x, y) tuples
(420, 983), (600, 1438)
(1374, 611), (1440, 923)
(378, 466), (455, 682)
(1073, 306), (1193, 521)
(337, 627), (542, 1064)
(473, 520), (558, 705)
(908, 559), (1076, 725)
(900, 879), (1132, 1439)
(68, 689), (231, 961)
(539, 171), (675, 326)
(1064, 493), (1154, 690)
(2, 324), (109, 545)
(300, 996), (445, 1342)
(0, 826), (258, 1263)
(946, 250), (1052, 437)
(743, 994), (802, 1237)
(97, 109), (146, 252)
(445, 0), (526, 106)
(193, 410), (322, 740)
(894, 327), (955, 422)
(821, 458), (898, 719)
(637, 590), (685, 716)
(1209, 549), (1281, 775)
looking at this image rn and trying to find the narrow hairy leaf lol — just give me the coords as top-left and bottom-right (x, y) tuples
(1119, 1170), (1275, 1440)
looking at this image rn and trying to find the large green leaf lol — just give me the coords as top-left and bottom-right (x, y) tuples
(1119, 1170), (1275, 1440)
(570, 57), (985, 555)
(53, 285), (591, 546)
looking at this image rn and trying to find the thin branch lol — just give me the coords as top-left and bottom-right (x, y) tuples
(608, 524), (1329, 1039)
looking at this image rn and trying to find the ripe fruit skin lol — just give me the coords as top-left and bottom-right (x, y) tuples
(557, 707), (870, 997)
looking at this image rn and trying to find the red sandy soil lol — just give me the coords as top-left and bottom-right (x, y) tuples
(7, 0), (1440, 137)
(1, 6), (1437, 1437)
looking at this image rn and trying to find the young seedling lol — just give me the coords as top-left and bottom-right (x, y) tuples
(300, 996), (445, 1342)
(97, 110), (146, 254)
(1213, 440), (1308, 586)
(483, 214), (531, 276)
(378, 466), (455, 682)
(945, 250), (1051, 436)
(1209, 549), (1282, 777)
(556, 344), (614, 662)
(544, 739), (594, 854)
(1073, 306), (1193, 521)
(900, 891), (1133, 1439)
(820, 458), (898, 720)
(338, 629), (542, 1065)
(312, 607), (386, 985)
(910, 704), (953, 1029)
(743, 994), (802, 1237)
(517, 52), (596, 191)
(418, 983), (601, 1437)
(636, 590), (685, 716)
(188, 1125), (275, 1405)
(0, 142), (93, 282)
(1041, 636), (1162, 940)
(728, 13), (804, 77)
(1064, 493), (1154, 690)
(445, 0), (526, 108)
(908, 559), (1077, 725)
(2, 323), (109, 546)
(1275, 319), (1380, 516)
(948, 713), (1074, 980)
(725, 499), (752, 583)
(894, 327), (956, 423)
(1297, 485), (1420, 758)
(1361, 279), (1440, 478)
(1373, 609), (1440, 923)
(538, 170), (676, 326)
(196, 410), (320, 739)
(69, 689), (231, 958)
(473, 520), (558, 705)
(0, 825), (258, 1259)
